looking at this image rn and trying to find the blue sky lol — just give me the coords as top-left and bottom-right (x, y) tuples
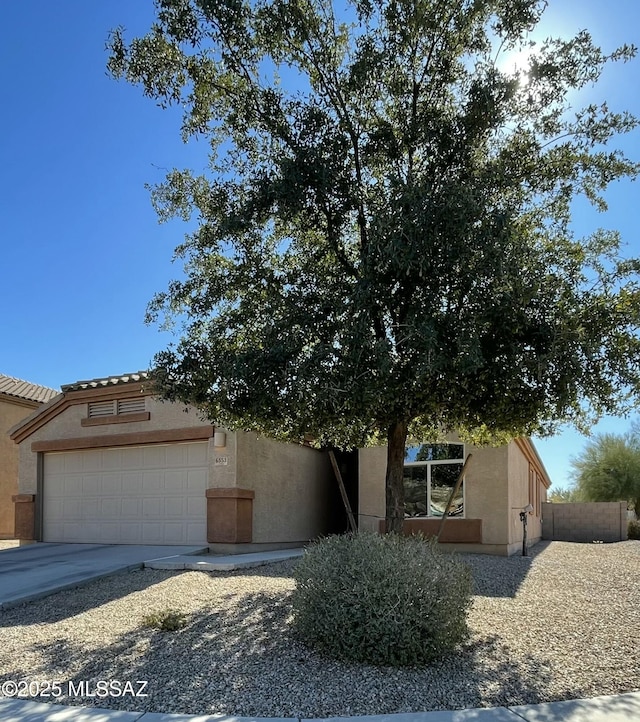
(1, 1), (639, 490)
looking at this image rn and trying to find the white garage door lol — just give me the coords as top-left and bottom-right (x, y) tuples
(43, 442), (208, 544)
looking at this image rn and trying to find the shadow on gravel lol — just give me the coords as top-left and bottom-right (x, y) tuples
(463, 540), (551, 598)
(0, 568), (182, 627)
(0, 577), (590, 718)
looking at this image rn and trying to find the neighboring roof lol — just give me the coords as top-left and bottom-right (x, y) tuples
(0, 374), (59, 405)
(61, 371), (149, 392)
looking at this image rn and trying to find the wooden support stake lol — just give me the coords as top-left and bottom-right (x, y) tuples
(328, 450), (358, 533)
(436, 453), (472, 542)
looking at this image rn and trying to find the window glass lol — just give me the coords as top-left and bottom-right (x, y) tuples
(403, 441), (465, 518)
(404, 465), (428, 517)
(405, 443), (463, 462)
(430, 463), (464, 517)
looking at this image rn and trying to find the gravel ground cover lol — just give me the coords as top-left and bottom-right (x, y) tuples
(0, 540), (638, 717)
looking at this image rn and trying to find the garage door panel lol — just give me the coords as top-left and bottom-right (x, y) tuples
(142, 471), (163, 491)
(165, 497), (186, 516)
(44, 442), (208, 544)
(45, 453), (66, 474)
(121, 499), (142, 517)
(142, 497), (163, 517)
(122, 471), (143, 489)
(187, 469), (207, 490)
(99, 472), (121, 494)
(164, 469), (186, 490)
(59, 476), (82, 495)
(83, 498), (100, 518)
(166, 444), (188, 467)
(102, 450), (124, 470)
(122, 447), (144, 468)
(83, 475), (100, 494)
(81, 451), (102, 472)
(187, 496), (203, 515)
(188, 443), (208, 465)
(56, 451), (81, 473)
(119, 523), (143, 543)
(143, 446), (166, 469)
(99, 498), (119, 517)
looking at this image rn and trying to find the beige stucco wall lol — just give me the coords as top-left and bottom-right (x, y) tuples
(16, 395), (225, 498)
(358, 439), (513, 551)
(464, 445), (509, 545)
(507, 442), (531, 554)
(358, 445), (387, 532)
(1, 396), (40, 537)
(236, 432), (332, 543)
(15, 391), (333, 546)
(507, 442), (548, 554)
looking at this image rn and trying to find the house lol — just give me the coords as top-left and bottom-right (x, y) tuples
(9, 372), (334, 548)
(359, 435), (550, 555)
(9, 371), (550, 555)
(0, 374), (58, 538)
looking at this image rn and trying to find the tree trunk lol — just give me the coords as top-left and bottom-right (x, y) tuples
(634, 497), (640, 519)
(385, 419), (409, 534)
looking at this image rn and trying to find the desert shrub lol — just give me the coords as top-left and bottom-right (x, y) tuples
(291, 532), (472, 667)
(628, 520), (640, 540)
(141, 608), (187, 632)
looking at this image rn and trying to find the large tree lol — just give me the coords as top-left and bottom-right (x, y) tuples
(108, 0), (640, 532)
(571, 431), (640, 517)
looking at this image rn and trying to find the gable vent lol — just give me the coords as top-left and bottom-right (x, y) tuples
(88, 400), (116, 418)
(88, 398), (146, 418)
(117, 398), (146, 414)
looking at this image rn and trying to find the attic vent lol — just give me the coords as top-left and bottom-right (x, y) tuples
(88, 398), (146, 418)
(88, 400), (116, 418)
(117, 398), (146, 414)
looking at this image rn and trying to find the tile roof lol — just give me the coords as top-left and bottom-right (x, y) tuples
(0, 374), (59, 404)
(61, 371), (150, 392)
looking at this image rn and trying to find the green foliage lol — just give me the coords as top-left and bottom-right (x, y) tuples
(108, 0), (640, 528)
(628, 520), (640, 540)
(571, 432), (640, 517)
(548, 486), (582, 503)
(142, 608), (188, 632)
(291, 532), (472, 667)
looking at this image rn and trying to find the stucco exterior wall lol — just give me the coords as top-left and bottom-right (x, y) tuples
(358, 446), (387, 532)
(507, 441), (548, 554)
(464, 445), (509, 546)
(236, 432), (332, 543)
(16, 395), (222, 497)
(0, 397), (39, 537)
(15, 387), (333, 547)
(358, 440), (511, 546)
(357, 438), (553, 555)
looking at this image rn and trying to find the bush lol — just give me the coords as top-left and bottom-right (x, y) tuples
(291, 532), (472, 667)
(629, 520), (640, 540)
(141, 608), (187, 632)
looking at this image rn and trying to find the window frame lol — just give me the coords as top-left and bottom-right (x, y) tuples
(403, 446), (466, 519)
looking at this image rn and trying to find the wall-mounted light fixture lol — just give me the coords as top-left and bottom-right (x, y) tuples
(214, 430), (227, 448)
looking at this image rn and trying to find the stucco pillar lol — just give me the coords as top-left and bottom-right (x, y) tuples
(206, 488), (255, 543)
(13, 494), (36, 541)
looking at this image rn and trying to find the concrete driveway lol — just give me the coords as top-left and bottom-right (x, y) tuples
(0, 543), (207, 610)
